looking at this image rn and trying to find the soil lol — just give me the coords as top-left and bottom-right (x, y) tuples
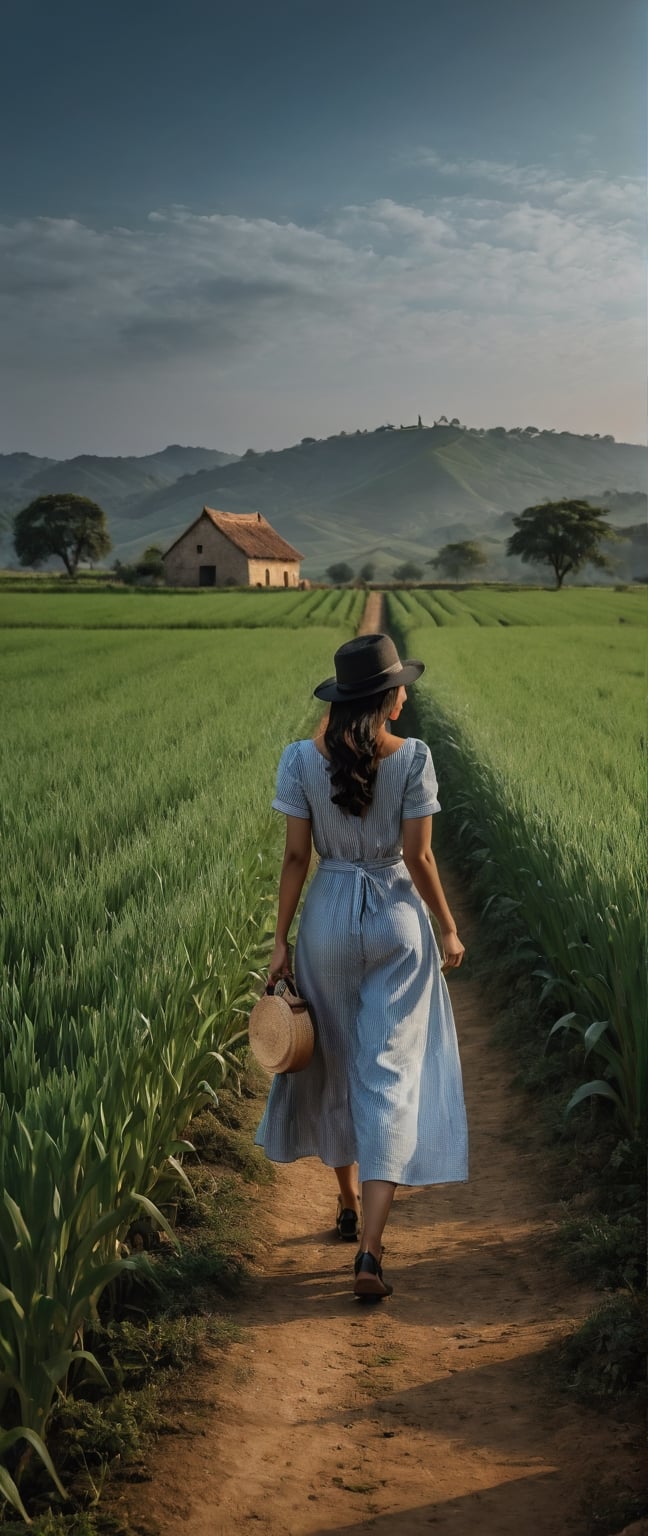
(116, 860), (645, 1536)
(356, 591), (384, 634)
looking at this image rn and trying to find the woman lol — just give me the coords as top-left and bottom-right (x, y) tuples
(254, 633), (469, 1300)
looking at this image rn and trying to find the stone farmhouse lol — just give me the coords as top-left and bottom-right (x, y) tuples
(162, 507), (303, 588)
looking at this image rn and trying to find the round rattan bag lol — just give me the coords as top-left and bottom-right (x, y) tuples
(248, 976), (315, 1074)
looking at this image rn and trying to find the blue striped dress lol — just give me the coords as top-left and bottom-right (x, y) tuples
(254, 735), (469, 1186)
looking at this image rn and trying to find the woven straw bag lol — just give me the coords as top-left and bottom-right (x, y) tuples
(248, 976), (315, 1074)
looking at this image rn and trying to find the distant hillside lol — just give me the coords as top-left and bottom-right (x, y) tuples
(0, 444), (237, 508)
(0, 445), (238, 557)
(1, 425), (645, 582)
(101, 423), (647, 582)
(0, 452), (58, 490)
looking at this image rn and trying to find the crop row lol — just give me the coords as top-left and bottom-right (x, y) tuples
(390, 610), (646, 1140)
(0, 626), (349, 1516)
(0, 588), (366, 629)
(387, 587), (644, 628)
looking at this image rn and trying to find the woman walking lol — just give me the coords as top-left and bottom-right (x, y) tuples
(254, 633), (469, 1300)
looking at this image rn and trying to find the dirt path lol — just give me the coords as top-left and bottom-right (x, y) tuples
(357, 591), (385, 633)
(129, 863), (642, 1536)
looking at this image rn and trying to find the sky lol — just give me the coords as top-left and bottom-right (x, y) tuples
(1, 0), (645, 458)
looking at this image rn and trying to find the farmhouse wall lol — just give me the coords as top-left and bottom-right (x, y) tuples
(248, 559), (300, 588)
(164, 519), (249, 586)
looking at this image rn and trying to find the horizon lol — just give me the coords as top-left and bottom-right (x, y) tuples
(4, 416), (646, 464)
(2, 0), (645, 457)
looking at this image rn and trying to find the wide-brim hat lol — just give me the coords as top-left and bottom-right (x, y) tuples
(313, 632), (425, 703)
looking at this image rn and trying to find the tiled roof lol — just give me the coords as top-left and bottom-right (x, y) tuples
(203, 508), (302, 561)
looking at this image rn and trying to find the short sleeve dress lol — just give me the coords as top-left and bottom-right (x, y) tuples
(254, 735), (469, 1187)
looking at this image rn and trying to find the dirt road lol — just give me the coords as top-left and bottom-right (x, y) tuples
(356, 591), (384, 633)
(133, 862), (642, 1536)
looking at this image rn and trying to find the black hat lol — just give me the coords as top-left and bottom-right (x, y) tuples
(313, 633), (425, 703)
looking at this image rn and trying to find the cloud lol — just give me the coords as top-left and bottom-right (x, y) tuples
(0, 153), (643, 451)
(401, 147), (644, 232)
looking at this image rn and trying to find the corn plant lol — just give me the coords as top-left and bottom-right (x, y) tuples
(0, 623), (348, 1516)
(388, 606), (646, 1139)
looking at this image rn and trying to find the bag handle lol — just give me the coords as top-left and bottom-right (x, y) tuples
(265, 974), (298, 999)
(266, 975), (308, 1009)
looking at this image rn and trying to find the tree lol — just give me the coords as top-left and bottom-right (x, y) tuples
(428, 541), (487, 581)
(359, 561), (376, 581)
(13, 493), (112, 578)
(113, 545), (166, 586)
(137, 544), (164, 578)
(393, 560), (423, 582)
(505, 499), (623, 589)
(326, 561), (354, 584)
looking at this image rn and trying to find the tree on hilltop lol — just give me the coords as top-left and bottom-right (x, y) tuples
(13, 493), (112, 578)
(506, 499), (624, 589)
(428, 541), (487, 581)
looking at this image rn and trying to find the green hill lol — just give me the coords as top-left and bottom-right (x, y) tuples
(111, 424), (647, 581)
(7, 444), (238, 507)
(1, 425), (645, 582)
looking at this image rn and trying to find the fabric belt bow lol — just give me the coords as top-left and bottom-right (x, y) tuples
(317, 856), (404, 935)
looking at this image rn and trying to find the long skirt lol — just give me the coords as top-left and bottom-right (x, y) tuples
(254, 859), (469, 1186)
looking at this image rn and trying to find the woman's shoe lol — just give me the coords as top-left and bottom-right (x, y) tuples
(335, 1196), (360, 1242)
(354, 1244), (384, 1274)
(353, 1250), (393, 1300)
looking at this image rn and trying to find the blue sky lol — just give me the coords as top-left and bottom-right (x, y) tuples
(1, 0), (645, 456)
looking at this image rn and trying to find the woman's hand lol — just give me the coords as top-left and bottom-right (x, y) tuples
(268, 939), (293, 985)
(440, 928), (465, 971)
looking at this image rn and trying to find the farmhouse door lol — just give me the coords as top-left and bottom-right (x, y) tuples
(199, 565), (216, 586)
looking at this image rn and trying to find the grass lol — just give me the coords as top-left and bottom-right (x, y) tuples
(390, 591), (646, 1412)
(554, 1292), (648, 1401)
(554, 1213), (645, 1291)
(0, 1063), (272, 1533)
(389, 610), (645, 1140)
(0, 622), (352, 1520)
(0, 589), (366, 628)
(385, 585), (645, 627)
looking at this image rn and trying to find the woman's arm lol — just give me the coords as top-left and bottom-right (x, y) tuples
(401, 816), (464, 967)
(268, 815), (312, 981)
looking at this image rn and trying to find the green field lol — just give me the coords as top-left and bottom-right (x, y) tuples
(1, 584), (646, 1511)
(388, 586), (645, 628)
(386, 589), (646, 1141)
(0, 587), (365, 628)
(0, 620), (351, 1508)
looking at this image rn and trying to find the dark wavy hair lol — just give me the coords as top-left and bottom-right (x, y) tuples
(323, 685), (400, 817)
